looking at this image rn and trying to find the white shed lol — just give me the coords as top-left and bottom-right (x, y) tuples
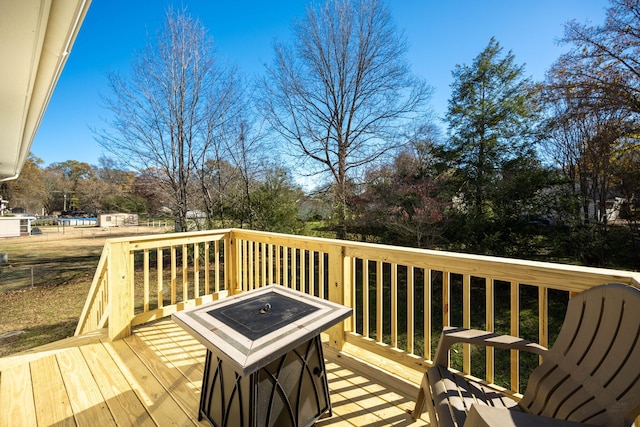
(0, 216), (36, 237)
(97, 213), (139, 228)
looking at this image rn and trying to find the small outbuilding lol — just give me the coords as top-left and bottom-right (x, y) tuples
(0, 216), (36, 237)
(97, 213), (139, 228)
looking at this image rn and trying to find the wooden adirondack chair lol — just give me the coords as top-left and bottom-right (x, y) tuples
(412, 283), (640, 427)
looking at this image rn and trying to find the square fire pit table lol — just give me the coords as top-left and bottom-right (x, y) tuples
(171, 284), (352, 427)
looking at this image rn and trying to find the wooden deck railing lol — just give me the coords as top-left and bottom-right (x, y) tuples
(74, 244), (110, 335)
(76, 228), (640, 395)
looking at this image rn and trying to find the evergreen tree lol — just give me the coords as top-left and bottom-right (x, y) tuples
(252, 168), (304, 234)
(446, 38), (539, 220)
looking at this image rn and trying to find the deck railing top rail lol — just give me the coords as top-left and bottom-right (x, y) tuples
(231, 228), (640, 290)
(93, 227), (640, 287)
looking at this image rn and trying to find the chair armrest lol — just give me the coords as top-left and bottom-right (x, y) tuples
(433, 327), (548, 366)
(465, 405), (592, 427)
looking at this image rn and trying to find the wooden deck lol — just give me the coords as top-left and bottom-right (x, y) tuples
(0, 319), (429, 426)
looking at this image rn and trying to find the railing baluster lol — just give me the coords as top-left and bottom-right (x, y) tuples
(350, 257), (357, 334)
(424, 268), (431, 360)
(215, 240), (220, 293)
(376, 261), (383, 344)
(442, 272), (451, 367)
(309, 250), (316, 296)
(363, 259), (369, 338)
(486, 277), (495, 384)
(283, 247), (289, 288)
(256, 242), (261, 287)
(204, 241), (210, 295)
(291, 247), (297, 289)
(261, 243), (267, 286)
(248, 241), (254, 290)
(539, 286), (548, 364)
(257, 241), (262, 287)
(182, 244), (188, 300)
(237, 239), (243, 290)
(269, 244), (275, 284)
(143, 249), (149, 312)
(170, 246), (177, 304)
(251, 241), (255, 288)
(407, 265), (415, 354)
(275, 245), (281, 285)
(300, 249), (306, 293)
(511, 282), (520, 393)
(391, 263), (398, 348)
(443, 271), (450, 328)
(158, 248), (164, 308)
(463, 274), (471, 374)
(319, 252), (325, 299)
(253, 242), (258, 287)
(344, 252), (354, 334)
(102, 276), (108, 325)
(219, 239), (223, 291)
(242, 240), (248, 291)
(271, 244), (275, 286)
(194, 243), (200, 298)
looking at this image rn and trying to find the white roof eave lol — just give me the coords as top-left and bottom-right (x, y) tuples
(0, 0), (92, 181)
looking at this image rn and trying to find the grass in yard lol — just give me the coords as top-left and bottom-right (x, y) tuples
(0, 225), (169, 357)
(0, 280), (88, 356)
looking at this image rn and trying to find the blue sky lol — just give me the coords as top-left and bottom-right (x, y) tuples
(31, 0), (609, 167)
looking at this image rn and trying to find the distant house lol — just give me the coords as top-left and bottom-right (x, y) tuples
(97, 213), (139, 228)
(0, 216), (36, 237)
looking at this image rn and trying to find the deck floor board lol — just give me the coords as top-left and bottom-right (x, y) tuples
(30, 355), (75, 427)
(79, 343), (155, 427)
(1, 362), (37, 427)
(56, 347), (116, 426)
(103, 339), (199, 426)
(0, 319), (429, 426)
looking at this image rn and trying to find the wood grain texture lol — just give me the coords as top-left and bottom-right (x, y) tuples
(2, 319), (425, 426)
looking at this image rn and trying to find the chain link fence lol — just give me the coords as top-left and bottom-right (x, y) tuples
(0, 220), (173, 293)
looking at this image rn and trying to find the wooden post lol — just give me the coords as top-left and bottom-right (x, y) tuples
(226, 231), (238, 295)
(538, 286), (548, 365)
(108, 240), (133, 340)
(327, 244), (350, 350)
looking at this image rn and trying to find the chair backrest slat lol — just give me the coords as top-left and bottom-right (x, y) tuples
(520, 284), (640, 427)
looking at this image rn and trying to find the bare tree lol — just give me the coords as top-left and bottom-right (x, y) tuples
(543, 0), (640, 226)
(194, 105), (265, 229)
(97, 9), (241, 231)
(542, 78), (634, 226)
(560, 0), (640, 117)
(226, 119), (268, 229)
(259, 0), (431, 239)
